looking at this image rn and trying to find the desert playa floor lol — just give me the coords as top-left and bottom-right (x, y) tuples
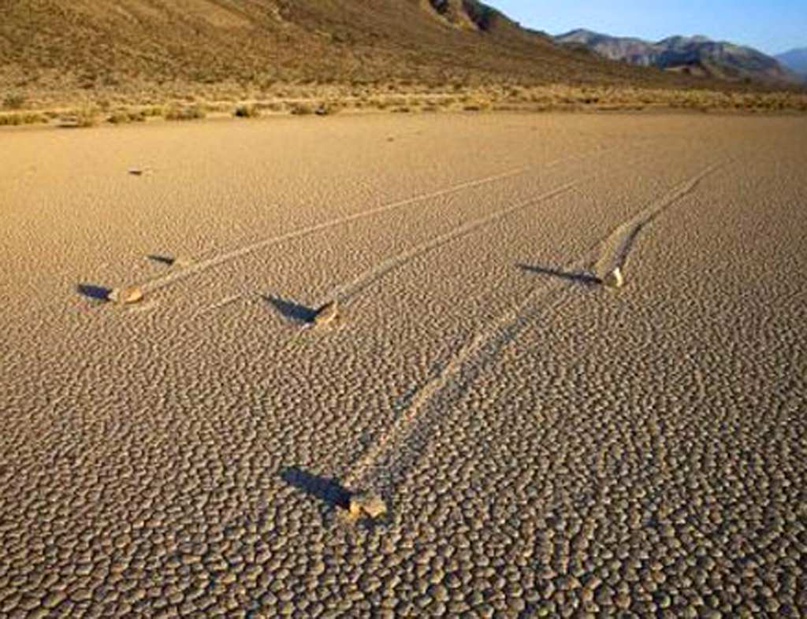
(1, 113), (805, 617)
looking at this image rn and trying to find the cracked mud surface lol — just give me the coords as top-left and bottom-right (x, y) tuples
(1, 114), (805, 617)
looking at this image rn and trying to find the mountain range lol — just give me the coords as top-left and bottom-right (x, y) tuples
(554, 29), (799, 85)
(0, 0), (727, 99)
(776, 48), (807, 79)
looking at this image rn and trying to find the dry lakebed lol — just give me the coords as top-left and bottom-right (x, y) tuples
(1, 112), (805, 617)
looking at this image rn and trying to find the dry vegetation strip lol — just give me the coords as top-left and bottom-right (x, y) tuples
(1, 85), (806, 128)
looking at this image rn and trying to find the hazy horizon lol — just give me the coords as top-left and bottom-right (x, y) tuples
(490, 0), (806, 55)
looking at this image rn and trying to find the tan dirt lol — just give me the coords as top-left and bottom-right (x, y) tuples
(1, 113), (805, 616)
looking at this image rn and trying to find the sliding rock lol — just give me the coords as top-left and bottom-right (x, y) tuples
(314, 300), (339, 326)
(108, 287), (144, 305)
(348, 492), (388, 522)
(603, 267), (625, 289)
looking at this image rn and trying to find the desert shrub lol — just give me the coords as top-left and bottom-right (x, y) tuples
(506, 87), (523, 100)
(205, 102), (230, 113)
(289, 102), (314, 115)
(3, 93), (26, 110)
(107, 111), (129, 124)
(141, 106), (164, 118)
(76, 108), (99, 127)
(0, 114), (21, 126)
(370, 98), (389, 110)
(462, 100), (491, 112)
(163, 104), (206, 121)
(0, 112), (47, 126)
(386, 96), (408, 108)
(107, 109), (146, 124)
(259, 101), (285, 113)
(234, 104), (260, 118)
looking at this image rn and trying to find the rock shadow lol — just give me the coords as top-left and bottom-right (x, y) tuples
(263, 295), (318, 324)
(147, 254), (176, 267)
(280, 467), (351, 511)
(517, 263), (601, 286)
(76, 283), (113, 302)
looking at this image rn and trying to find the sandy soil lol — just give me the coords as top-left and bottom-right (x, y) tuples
(1, 113), (805, 617)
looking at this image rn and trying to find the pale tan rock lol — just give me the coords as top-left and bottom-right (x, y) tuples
(108, 286), (144, 305)
(602, 267), (624, 289)
(313, 300), (339, 326)
(348, 492), (387, 522)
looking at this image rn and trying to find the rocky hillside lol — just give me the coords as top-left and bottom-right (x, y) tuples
(0, 0), (707, 99)
(555, 30), (797, 85)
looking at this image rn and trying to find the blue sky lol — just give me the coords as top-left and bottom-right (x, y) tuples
(490, 1), (807, 55)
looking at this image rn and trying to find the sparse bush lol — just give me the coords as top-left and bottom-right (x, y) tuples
(107, 111), (128, 124)
(370, 98), (389, 110)
(492, 104), (520, 112)
(289, 102), (314, 115)
(463, 99), (491, 112)
(234, 103), (260, 118)
(0, 112), (47, 126)
(204, 102), (230, 113)
(506, 87), (522, 99)
(386, 96), (408, 108)
(163, 104), (206, 121)
(107, 109), (146, 124)
(260, 101), (285, 113)
(3, 93), (26, 110)
(141, 106), (164, 118)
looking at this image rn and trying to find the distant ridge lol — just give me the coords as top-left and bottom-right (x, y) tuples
(776, 48), (807, 79)
(0, 0), (723, 99)
(555, 29), (799, 85)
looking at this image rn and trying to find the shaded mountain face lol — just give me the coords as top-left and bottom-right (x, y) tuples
(427, 0), (512, 33)
(776, 48), (807, 78)
(0, 0), (700, 95)
(555, 29), (796, 84)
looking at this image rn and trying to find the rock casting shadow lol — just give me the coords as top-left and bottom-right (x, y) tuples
(280, 467), (351, 510)
(76, 283), (113, 302)
(147, 254), (176, 266)
(264, 295), (318, 324)
(517, 263), (601, 286)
